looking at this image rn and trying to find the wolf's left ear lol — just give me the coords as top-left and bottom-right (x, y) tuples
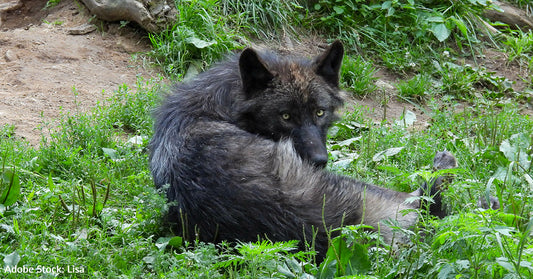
(314, 40), (344, 88)
(239, 48), (274, 97)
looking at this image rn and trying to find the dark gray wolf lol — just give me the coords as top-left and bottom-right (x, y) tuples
(149, 41), (454, 258)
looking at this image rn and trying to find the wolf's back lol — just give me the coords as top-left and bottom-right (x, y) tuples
(150, 57), (241, 187)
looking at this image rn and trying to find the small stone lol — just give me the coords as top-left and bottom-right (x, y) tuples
(67, 23), (97, 35)
(5, 50), (17, 62)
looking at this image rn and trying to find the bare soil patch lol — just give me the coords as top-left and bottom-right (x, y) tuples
(0, 0), (157, 145)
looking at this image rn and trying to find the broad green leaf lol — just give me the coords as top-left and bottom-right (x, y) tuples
(143, 255), (156, 264)
(333, 6), (344, 14)
(430, 23), (451, 42)
(47, 173), (55, 191)
(519, 260), (533, 270)
(386, 7), (395, 17)
(277, 262), (295, 278)
(126, 135), (147, 146)
(322, 236), (371, 276)
(433, 231), (457, 246)
(337, 137), (361, 148)
(187, 37), (217, 49)
(3, 251), (20, 267)
(427, 16), (444, 23)
(317, 257), (337, 279)
(497, 212), (523, 227)
(524, 173), (533, 191)
(449, 16), (468, 39)
(0, 168), (20, 206)
(395, 110), (416, 127)
(102, 148), (118, 160)
(455, 260), (470, 270)
(500, 133), (531, 169)
(155, 237), (172, 250)
(496, 257), (515, 272)
(372, 147), (405, 162)
(493, 226), (516, 237)
(345, 242), (371, 274)
(437, 263), (455, 279)
(0, 223), (14, 234)
(333, 156), (358, 169)
(168, 236), (184, 248)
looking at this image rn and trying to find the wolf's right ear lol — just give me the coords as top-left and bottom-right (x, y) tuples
(239, 48), (274, 97)
(314, 40), (344, 88)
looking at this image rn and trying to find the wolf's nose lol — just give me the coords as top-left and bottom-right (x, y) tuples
(311, 154), (328, 168)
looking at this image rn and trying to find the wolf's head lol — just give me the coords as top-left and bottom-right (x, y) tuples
(234, 41), (345, 168)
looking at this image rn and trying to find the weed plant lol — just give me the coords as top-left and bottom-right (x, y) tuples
(220, 0), (305, 39)
(148, 0), (240, 78)
(502, 29), (533, 69)
(308, 0), (499, 71)
(341, 55), (378, 97)
(397, 73), (434, 103)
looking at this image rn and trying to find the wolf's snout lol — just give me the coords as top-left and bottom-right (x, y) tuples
(310, 151), (328, 168)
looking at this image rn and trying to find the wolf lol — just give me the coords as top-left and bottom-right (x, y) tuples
(149, 41), (454, 258)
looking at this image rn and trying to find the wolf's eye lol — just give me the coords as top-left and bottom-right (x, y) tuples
(281, 113), (291, 120)
(316, 109), (325, 117)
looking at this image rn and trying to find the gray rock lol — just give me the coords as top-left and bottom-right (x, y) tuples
(5, 50), (17, 62)
(67, 23), (97, 35)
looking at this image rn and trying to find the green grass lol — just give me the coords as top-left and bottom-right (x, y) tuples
(341, 55), (378, 97)
(1, 0), (533, 278)
(220, 0), (305, 39)
(396, 73), (434, 103)
(147, 0), (241, 79)
(1, 79), (531, 278)
(502, 29), (533, 69)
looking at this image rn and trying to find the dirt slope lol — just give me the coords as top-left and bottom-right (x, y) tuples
(0, 0), (156, 145)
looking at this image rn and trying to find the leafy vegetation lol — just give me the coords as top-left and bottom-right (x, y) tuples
(2, 0), (533, 278)
(397, 73), (433, 103)
(341, 55), (378, 97)
(502, 29), (533, 69)
(148, 0), (241, 78)
(220, 0), (305, 39)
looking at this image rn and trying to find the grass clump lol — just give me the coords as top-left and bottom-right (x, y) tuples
(502, 29), (533, 69)
(0, 80), (167, 277)
(220, 0), (305, 39)
(341, 55), (378, 97)
(397, 73), (433, 103)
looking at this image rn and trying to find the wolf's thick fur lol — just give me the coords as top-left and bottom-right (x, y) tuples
(150, 41), (447, 257)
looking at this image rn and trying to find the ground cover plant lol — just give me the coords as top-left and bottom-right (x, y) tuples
(1, 0), (532, 278)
